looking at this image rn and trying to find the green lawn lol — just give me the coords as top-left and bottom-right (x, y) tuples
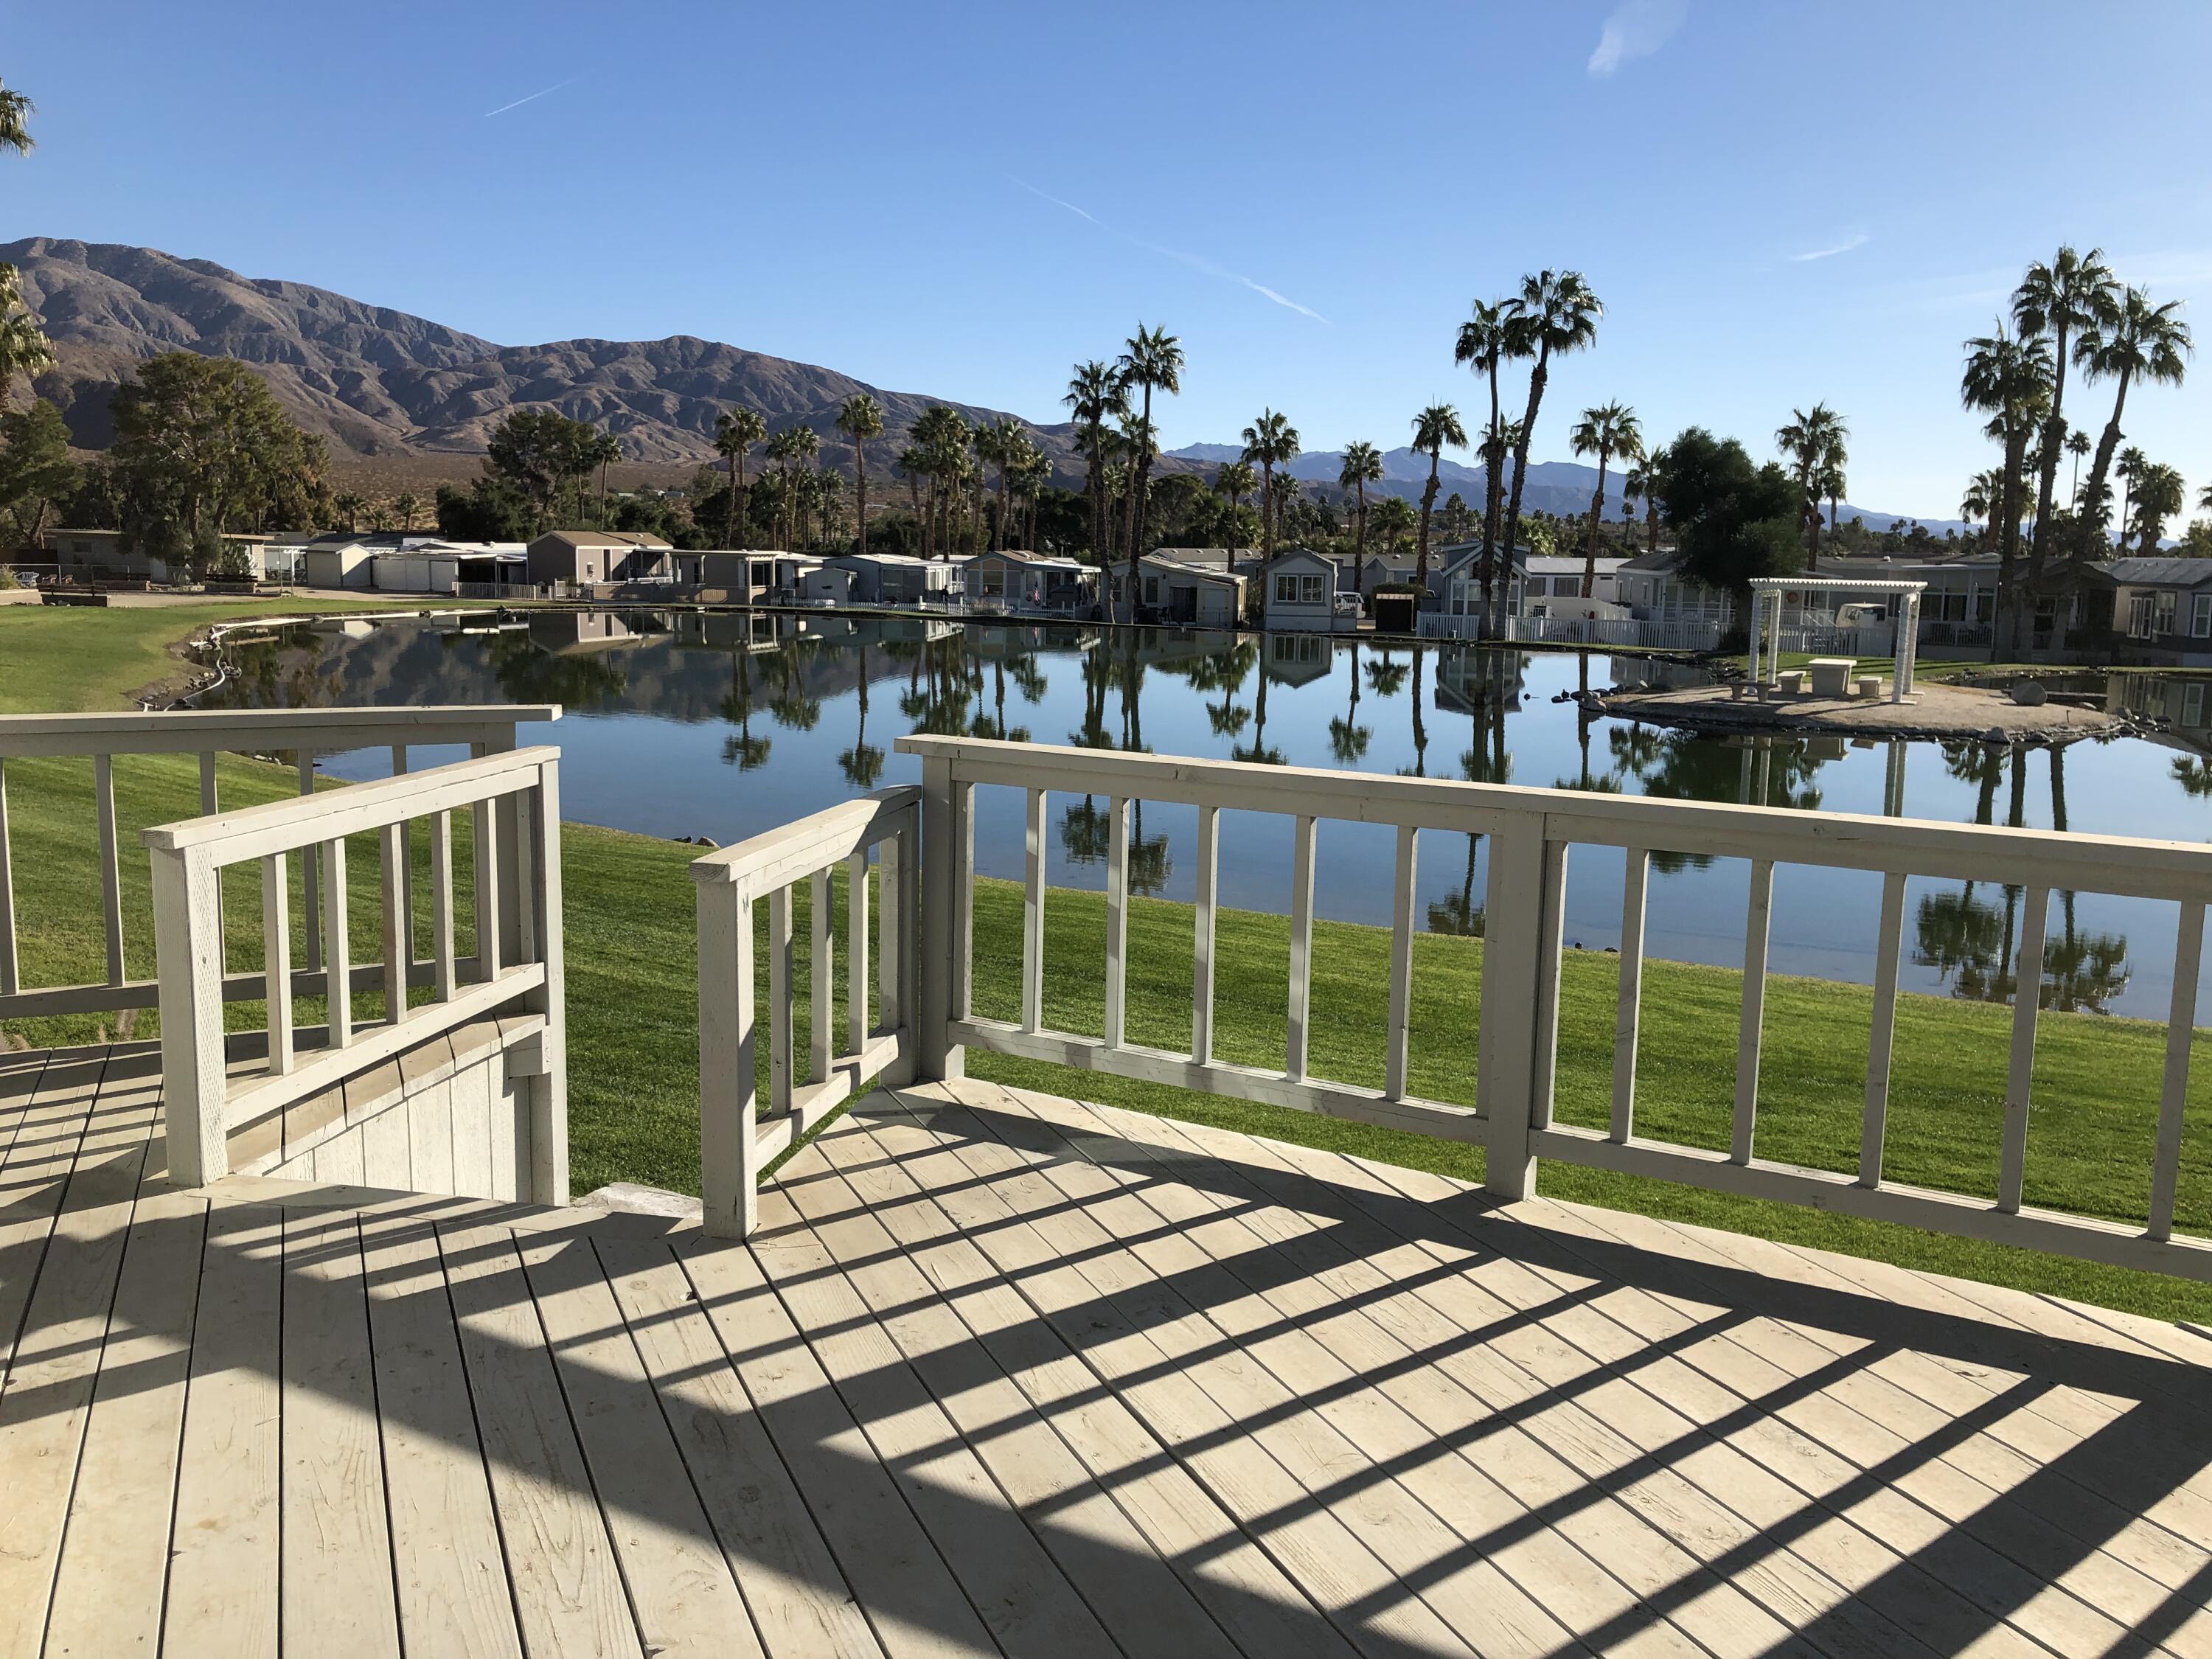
(0, 595), (497, 715)
(7, 603), (2212, 1320)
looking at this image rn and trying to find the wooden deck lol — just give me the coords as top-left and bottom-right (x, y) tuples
(7, 1045), (2212, 1658)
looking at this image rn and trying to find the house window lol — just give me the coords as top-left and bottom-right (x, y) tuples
(2193, 593), (2212, 639)
(2157, 592), (2178, 636)
(1145, 577), (1161, 604)
(1273, 574), (1298, 604)
(2187, 684), (2207, 726)
(1300, 574), (1326, 604)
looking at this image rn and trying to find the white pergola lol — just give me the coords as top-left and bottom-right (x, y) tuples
(1746, 577), (1926, 704)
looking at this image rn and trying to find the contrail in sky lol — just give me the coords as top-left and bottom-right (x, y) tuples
(1009, 175), (1326, 322)
(484, 78), (576, 119)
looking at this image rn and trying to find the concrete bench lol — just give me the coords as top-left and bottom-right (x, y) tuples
(1807, 657), (1858, 698)
(1856, 675), (1882, 700)
(1768, 671), (1805, 698)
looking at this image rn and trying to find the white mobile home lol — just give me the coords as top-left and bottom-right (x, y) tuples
(1139, 553), (1246, 626)
(1256, 546), (1343, 632)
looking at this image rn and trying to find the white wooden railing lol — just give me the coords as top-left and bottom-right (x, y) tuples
(145, 745), (567, 1191)
(891, 736), (2212, 1282)
(692, 786), (919, 1237)
(0, 706), (557, 1023)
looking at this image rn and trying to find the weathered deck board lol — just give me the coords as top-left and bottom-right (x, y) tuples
(10, 1044), (2212, 1658)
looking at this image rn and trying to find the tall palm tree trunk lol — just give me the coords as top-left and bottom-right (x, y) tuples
(1499, 347), (1550, 614)
(2078, 368), (2135, 575)
(853, 439), (868, 554)
(1581, 447), (1610, 598)
(1479, 361), (1503, 622)
(1418, 456), (1441, 588)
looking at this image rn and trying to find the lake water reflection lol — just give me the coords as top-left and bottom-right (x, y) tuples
(204, 609), (2212, 1020)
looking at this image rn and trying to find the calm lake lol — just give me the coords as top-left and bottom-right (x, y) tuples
(204, 610), (2212, 1021)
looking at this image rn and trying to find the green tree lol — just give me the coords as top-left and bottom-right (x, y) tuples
(1650, 427), (1801, 638)
(1063, 361), (1127, 563)
(1211, 459), (1257, 553)
(0, 265), (53, 408)
(0, 398), (78, 542)
(1568, 401), (1641, 597)
(1336, 442), (1382, 565)
(1960, 323), (2053, 654)
(390, 491), (420, 530)
(1116, 324), (1183, 568)
(2074, 285), (2191, 568)
(1409, 404), (1467, 587)
(1499, 270), (1601, 595)
(2129, 461), (2185, 549)
(1774, 403), (1846, 570)
(109, 354), (330, 564)
(713, 407), (768, 547)
(485, 408), (604, 535)
(1453, 297), (1515, 618)
(331, 492), (364, 532)
(1239, 408), (1299, 554)
(2012, 247), (2117, 588)
(835, 394), (884, 554)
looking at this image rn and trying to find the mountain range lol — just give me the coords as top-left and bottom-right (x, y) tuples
(6, 236), (1955, 532)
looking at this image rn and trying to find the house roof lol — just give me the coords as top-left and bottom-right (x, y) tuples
(1141, 553), (1243, 586)
(531, 530), (672, 551)
(2104, 557), (2212, 588)
(976, 549), (1088, 571)
(1256, 545), (1337, 574)
(1150, 547), (1256, 571)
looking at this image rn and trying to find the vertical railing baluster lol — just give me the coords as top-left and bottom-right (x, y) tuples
(1192, 804), (1218, 1065)
(323, 838), (351, 1050)
(698, 876), (758, 1239)
(878, 825), (902, 1034)
(1023, 787), (1046, 1033)
(1385, 824), (1417, 1102)
(511, 786), (538, 967)
(199, 750), (222, 971)
(0, 756), (16, 998)
(379, 822), (407, 1026)
(2149, 901), (2205, 1242)
(429, 809), (455, 1002)
(474, 798), (501, 980)
(95, 752), (124, 985)
(919, 757), (972, 1081)
(896, 811), (921, 1079)
(1857, 870), (1907, 1188)
(1287, 813), (1317, 1082)
(1997, 885), (2051, 1214)
(1731, 858), (1775, 1164)
(524, 765), (568, 1207)
(263, 852), (293, 1077)
(1104, 796), (1130, 1050)
(299, 751), (321, 974)
(848, 847), (871, 1052)
(1477, 813), (1559, 1201)
(810, 867), (832, 1083)
(769, 885), (795, 1116)
(1531, 839), (1569, 1133)
(391, 745), (411, 970)
(1611, 849), (1649, 1143)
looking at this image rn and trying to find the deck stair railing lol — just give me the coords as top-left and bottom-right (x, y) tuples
(836, 735), (2212, 1282)
(0, 706), (557, 1024)
(692, 785), (919, 1237)
(143, 744), (566, 1190)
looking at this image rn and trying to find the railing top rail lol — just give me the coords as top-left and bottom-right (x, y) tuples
(895, 736), (2212, 900)
(0, 703), (560, 759)
(691, 785), (919, 890)
(141, 745), (558, 863)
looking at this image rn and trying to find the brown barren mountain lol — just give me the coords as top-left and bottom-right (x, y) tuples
(6, 237), (1094, 481)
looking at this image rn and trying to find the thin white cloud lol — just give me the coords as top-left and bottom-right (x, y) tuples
(1587, 0), (1688, 76)
(1008, 175), (1326, 322)
(1790, 232), (1871, 263)
(483, 78), (576, 119)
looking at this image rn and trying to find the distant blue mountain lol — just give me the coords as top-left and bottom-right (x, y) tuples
(1164, 443), (1961, 537)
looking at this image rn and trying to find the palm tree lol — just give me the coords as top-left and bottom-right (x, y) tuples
(2066, 429), (2093, 507)
(1815, 431), (1848, 557)
(392, 493), (420, 531)
(2013, 248), (2118, 582)
(975, 415), (1025, 551)
(1499, 271), (1602, 600)
(1408, 404), (1468, 587)
(896, 445), (930, 559)
(1239, 408), (1300, 554)
(1116, 324), (1183, 565)
(1960, 469), (1998, 531)
(2116, 445), (2149, 544)
(1211, 459), (1256, 549)
(1775, 403), (1846, 570)
(1337, 442), (1382, 566)
(1063, 361), (1126, 565)
(332, 492), (365, 533)
(1115, 411), (1157, 604)
(1568, 402), (1641, 597)
(2130, 461), (2185, 550)
(835, 394), (884, 554)
(1961, 322), (2054, 655)
(2075, 285), (2192, 568)
(1453, 297), (1514, 619)
(0, 80), (32, 157)
(713, 408), (767, 546)
(0, 266), (52, 408)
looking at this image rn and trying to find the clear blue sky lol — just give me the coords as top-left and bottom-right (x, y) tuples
(11, 0), (2211, 520)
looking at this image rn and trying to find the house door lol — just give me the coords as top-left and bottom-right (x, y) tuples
(1173, 587), (1199, 622)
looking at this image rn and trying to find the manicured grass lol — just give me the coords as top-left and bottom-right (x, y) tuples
(0, 596), (496, 715)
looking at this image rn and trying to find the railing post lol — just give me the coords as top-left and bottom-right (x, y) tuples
(524, 762), (567, 1205)
(919, 753), (970, 1082)
(698, 871), (757, 1239)
(151, 846), (228, 1186)
(0, 756), (16, 998)
(1477, 811), (1561, 1201)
